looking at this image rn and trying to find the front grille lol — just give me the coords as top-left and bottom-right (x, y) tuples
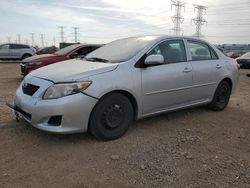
(22, 83), (40, 96)
(15, 105), (32, 120)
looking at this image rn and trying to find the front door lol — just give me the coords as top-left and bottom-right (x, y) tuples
(141, 39), (193, 115)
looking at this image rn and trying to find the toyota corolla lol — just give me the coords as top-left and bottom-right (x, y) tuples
(7, 36), (239, 140)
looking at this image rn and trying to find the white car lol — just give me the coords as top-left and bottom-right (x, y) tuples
(8, 35), (239, 140)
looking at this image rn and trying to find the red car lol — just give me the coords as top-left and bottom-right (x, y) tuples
(21, 44), (102, 76)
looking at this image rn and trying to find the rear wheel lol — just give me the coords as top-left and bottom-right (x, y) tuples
(89, 93), (134, 141)
(208, 81), (231, 111)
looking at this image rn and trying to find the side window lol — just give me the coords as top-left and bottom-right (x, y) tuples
(188, 41), (213, 61)
(148, 40), (186, 64)
(10, 44), (20, 49)
(0, 44), (10, 50)
(76, 47), (94, 56)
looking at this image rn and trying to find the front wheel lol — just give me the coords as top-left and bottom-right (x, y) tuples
(208, 81), (231, 111)
(89, 93), (134, 141)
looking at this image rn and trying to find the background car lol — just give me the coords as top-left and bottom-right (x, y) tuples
(36, 46), (59, 55)
(226, 52), (240, 59)
(0, 43), (36, 60)
(20, 43), (102, 75)
(236, 52), (250, 68)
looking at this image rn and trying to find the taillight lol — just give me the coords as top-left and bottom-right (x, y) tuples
(237, 64), (240, 70)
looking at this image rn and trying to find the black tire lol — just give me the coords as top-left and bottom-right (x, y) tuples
(89, 93), (134, 141)
(208, 81), (232, 111)
(21, 54), (31, 60)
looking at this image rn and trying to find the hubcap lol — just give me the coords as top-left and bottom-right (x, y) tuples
(102, 104), (124, 129)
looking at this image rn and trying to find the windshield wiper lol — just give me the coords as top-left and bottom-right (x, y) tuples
(85, 57), (109, 63)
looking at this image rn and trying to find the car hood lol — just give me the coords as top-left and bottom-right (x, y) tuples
(29, 59), (118, 82)
(23, 54), (57, 62)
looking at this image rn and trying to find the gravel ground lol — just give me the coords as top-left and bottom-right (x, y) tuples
(0, 63), (250, 188)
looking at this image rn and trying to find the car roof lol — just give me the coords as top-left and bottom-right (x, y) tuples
(119, 35), (210, 43)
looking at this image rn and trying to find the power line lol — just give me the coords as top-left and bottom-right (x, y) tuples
(192, 4), (207, 38)
(170, 0), (186, 35)
(72, 27), (80, 43)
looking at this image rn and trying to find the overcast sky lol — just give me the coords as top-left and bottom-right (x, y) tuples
(0, 0), (250, 46)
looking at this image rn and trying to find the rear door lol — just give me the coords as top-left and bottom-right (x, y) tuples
(141, 39), (193, 115)
(186, 40), (222, 102)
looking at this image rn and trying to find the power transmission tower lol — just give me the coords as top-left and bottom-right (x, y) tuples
(72, 27), (80, 43)
(58, 26), (66, 42)
(40, 34), (45, 47)
(30, 33), (35, 46)
(53, 36), (56, 46)
(17, 34), (21, 44)
(192, 4), (207, 38)
(7, 37), (11, 43)
(170, 0), (186, 35)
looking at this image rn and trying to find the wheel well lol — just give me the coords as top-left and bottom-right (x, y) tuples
(222, 77), (232, 90)
(22, 53), (32, 59)
(101, 90), (138, 120)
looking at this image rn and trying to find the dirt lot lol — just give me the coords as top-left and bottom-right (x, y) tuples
(0, 63), (250, 188)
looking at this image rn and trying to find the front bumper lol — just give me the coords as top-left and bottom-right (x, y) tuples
(10, 76), (98, 133)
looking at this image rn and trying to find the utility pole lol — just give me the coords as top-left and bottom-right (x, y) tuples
(7, 37), (11, 43)
(192, 4), (207, 38)
(58, 26), (66, 42)
(72, 27), (80, 43)
(170, 0), (186, 35)
(17, 34), (21, 44)
(40, 34), (45, 47)
(30, 33), (35, 46)
(25, 40), (29, 45)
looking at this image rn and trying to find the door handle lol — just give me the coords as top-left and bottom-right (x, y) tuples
(216, 64), (222, 69)
(183, 67), (192, 73)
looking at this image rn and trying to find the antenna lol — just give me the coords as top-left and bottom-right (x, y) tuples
(192, 4), (207, 38)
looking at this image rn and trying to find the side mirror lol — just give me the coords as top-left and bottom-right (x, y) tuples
(69, 52), (78, 58)
(144, 54), (164, 66)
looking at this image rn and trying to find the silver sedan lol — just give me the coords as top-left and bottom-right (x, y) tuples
(8, 36), (239, 140)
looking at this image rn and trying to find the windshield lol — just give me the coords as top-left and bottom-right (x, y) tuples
(240, 52), (250, 59)
(54, 44), (80, 55)
(86, 36), (157, 63)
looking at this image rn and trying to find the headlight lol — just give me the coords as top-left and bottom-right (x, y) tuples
(27, 62), (42, 66)
(43, 81), (92, 99)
